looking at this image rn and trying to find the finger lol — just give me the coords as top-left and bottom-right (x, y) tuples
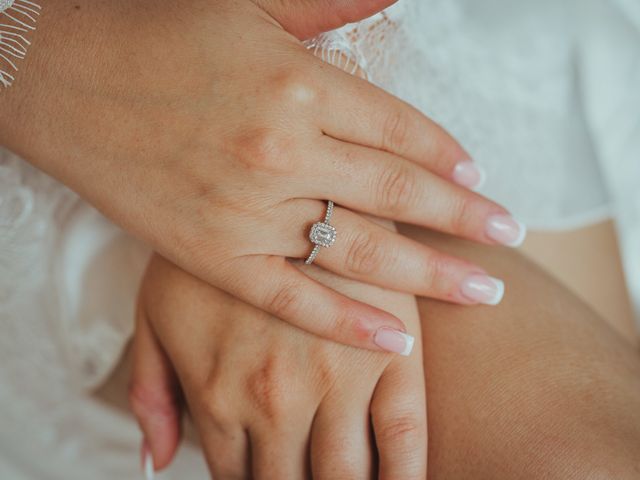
(310, 397), (374, 480)
(307, 139), (525, 247)
(250, 425), (311, 480)
(129, 308), (182, 473)
(275, 201), (501, 305)
(220, 255), (415, 355)
(370, 359), (428, 480)
(314, 61), (483, 189)
(198, 426), (250, 480)
(181, 363), (250, 479)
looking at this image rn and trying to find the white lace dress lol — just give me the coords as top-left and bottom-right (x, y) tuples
(1, 0), (638, 478)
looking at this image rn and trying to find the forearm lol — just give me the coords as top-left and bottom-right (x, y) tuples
(0, 0), (221, 221)
(0, 0), (190, 179)
(1, 1), (104, 158)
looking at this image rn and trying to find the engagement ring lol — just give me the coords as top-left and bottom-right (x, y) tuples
(305, 200), (336, 265)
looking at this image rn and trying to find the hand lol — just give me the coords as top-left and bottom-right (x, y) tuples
(130, 252), (427, 479)
(0, 0), (523, 351)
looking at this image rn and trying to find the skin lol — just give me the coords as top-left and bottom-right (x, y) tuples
(131, 219), (428, 479)
(521, 220), (637, 342)
(407, 225), (640, 479)
(6, 0), (635, 477)
(0, 0), (519, 352)
(129, 225), (640, 479)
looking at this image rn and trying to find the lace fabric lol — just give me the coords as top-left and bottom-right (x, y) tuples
(0, 0), (41, 87)
(0, 0), (639, 477)
(326, 0), (614, 228)
(321, 0), (640, 313)
(0, 148), (161, 479)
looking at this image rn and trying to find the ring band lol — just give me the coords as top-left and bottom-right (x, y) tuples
(305, 200), (337, 265)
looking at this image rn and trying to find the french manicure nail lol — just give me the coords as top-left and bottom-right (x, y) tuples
(374, 327), (415, 356)
(142, 442), (154, 480)
(453, 160), (486, 190)
(461, 274), (505, 305)
(486, 214), (527, 247)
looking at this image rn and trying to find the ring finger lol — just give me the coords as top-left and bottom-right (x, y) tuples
(273, 200), (505, 306)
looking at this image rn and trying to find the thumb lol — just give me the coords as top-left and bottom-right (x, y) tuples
(128, 308), (182, 477)
(255, 0), (399, 39)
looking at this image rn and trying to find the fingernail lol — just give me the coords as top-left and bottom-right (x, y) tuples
(486, 214), (527, 247)
(142, 440), (154, 480)
(374, 327), (415, 356)
(461, 274), (505, 305)
(453, 160), (486, 190)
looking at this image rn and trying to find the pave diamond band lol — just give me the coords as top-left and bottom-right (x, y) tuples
(305, 201), (336, 265)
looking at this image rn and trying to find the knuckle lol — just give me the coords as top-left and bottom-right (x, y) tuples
(233, 127), (294, 173)
(264, 281), (303, 320)
(377, 415), (424, 446)
(332, 311), (357, 340)
(270, 67), (319, 108)
(382, 109), (411, 153)
(448, 194), (474, 234)
(245, 354), (293, 421)
(310, 356), (339, 393)
(200, 379), (232, 425)
(319, 301), (362, 344)
(345, 230), (386, 276)
(377, 165), (418, 214)
(422, 253), (448, 296)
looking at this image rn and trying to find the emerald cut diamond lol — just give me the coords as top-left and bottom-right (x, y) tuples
(309, 222), (336, 248)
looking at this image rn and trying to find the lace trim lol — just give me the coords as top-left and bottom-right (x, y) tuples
(0, 0), (40, 87)
(305, 34), (370, 80)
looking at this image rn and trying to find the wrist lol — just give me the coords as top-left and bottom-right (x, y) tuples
(0, 1), (121, 168)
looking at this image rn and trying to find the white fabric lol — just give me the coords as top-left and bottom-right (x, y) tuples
(0, 155), (207, 478)
(0, 0), (638, 477)
(320, 0), (640, 313)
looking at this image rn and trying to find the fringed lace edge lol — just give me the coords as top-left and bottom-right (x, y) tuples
(0, 0), (41, 88)
(304, 34), (370, 81)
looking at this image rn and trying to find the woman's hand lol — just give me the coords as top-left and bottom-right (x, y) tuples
(0, 0), (523, 351)
(130, 252), (427, 479)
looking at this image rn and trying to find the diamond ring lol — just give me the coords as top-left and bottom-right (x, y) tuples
(305, 200), (337, 265)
